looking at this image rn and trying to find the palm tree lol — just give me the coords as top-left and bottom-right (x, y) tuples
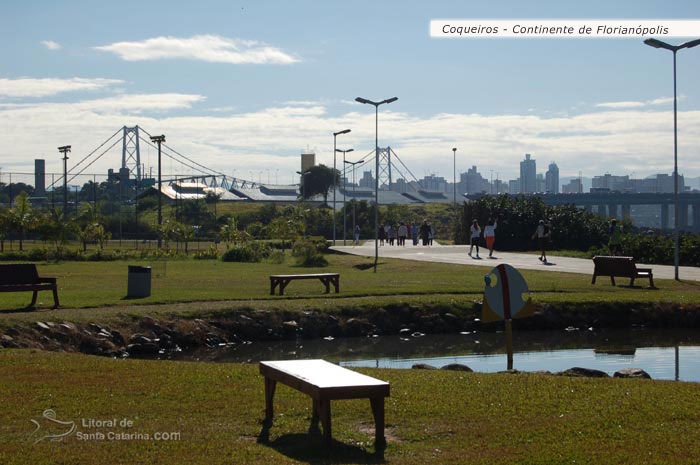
(9, 192), (36, 251)
(41, 208), (77, 254)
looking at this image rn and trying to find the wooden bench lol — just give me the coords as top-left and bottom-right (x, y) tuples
(592, 256), (654, 288)
(269, 273), (339, 296)
(0, 264), (60, 308)
(259, 359), (389, 447)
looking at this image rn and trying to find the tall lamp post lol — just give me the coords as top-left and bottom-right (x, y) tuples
(332, 129), (351, 246)
(644, 37), (700, 280)
(58, 145), (71, 213)
(336, 148), (354, 245)
(150, 134), (166, 248)
(355, 96), (398, 273)
(344, 159), (361, 246)
(452, 147), (457, 207)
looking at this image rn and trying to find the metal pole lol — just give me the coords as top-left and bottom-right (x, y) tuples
(343, 152), (347, 246)
(374, 105), (379, 273)
(353, 164), (356, 238)
(452, 148), (457, 206)
(333, 133), (337, 245)
(158, 140), (162, 247)
(673, 50), (679, 280)
(63, 155), (68, 212)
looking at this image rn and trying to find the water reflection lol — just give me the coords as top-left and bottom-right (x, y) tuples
(170, 328), (700, 382)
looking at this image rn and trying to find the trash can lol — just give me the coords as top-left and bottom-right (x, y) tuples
(127, 265), (152, 298)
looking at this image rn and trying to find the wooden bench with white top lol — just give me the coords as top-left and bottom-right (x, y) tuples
(269, 273), (340, 296)
(259, 359), (390, 446)
(591, 256), (654, 288)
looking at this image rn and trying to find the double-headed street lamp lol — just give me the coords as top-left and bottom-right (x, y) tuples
(344, 159), (361, 246)
(336, 148), (354, 245)
(332, 129), (351, 246)
(58, 145), (71, 212)
(150, 134), (166, 248)
(644, 37), (700, 280)
(355, 96), (398, 273)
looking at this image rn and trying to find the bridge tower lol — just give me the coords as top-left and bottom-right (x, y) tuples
(121, 126), (142, 181)
(376, 146), (392, 189)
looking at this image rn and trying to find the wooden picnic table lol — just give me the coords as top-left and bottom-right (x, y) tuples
(259, 359), (390, 446)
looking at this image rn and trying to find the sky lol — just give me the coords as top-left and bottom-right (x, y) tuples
(1, 0), (699, 187)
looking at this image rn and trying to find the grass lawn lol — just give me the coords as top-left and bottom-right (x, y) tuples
(1, 349), (699, 465)
(1, 253), (698, 327)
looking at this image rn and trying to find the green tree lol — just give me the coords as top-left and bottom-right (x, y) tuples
(39, 208), (77, 254)
(9, 192), (36, 251)
(0, 208), (10, 252)
(218, 217), (249, 249)
(174, 222), (196, 254)
(299, 164), (340, 205)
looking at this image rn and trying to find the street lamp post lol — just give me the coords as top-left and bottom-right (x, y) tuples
(452, 147), (457, 207)
(355, 96), (398, 273)
(150, 134), (166, 248)
(644, 37), (700, 280)
(332, 129), (351, 246)
(344, 159), (361, 245)
(58, 145), (71, 213)
(337, 148), (354, 245)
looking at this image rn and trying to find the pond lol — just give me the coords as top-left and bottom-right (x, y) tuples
(168, 328), (700, 382)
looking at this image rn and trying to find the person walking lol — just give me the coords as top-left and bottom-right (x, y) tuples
(484, 218), (498, 258)
(354, 224), (360, 245)
(468, 219), (481, 258)
(398, 222), (408, 246)
(411, 223), (418, 246)
(532, 219), (550, 263)
(428, 222), (435, 246)
(608, 218), (623, 256)
(419, 220), (430, 246)
(378, 224), (386, 246)
(388, 224), (396, 246)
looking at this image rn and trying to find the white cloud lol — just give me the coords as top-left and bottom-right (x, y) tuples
(0, 77), (123, 98)
(41, 40), (62, 50)
(94, 35), (299, 64)
(0, 97), (698, 186)
(595, 96), (683, 109)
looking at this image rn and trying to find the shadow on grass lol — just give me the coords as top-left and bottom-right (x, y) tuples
(258, 430), (385, 465)
(353, 262), (385, 271)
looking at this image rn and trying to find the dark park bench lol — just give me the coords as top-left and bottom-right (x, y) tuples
(259, 359), (390, 446)
(591, 256), (654, 288)
(0, 264), (60, 308)
(269, 273), (340, 296)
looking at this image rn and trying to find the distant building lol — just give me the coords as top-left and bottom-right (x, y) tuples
(545, 162), (559, 193)
(536, 173), (545, 193)
(632, 173), (686, 193)
(519, 154), (536, 193)
(493, 179), (508, 194)
(462, 166), (490, 194)
(562, 178), (583, 194)
(359, 170), (375, 188)
(301, 152), (315, 173)
(508, 179), (520, 194)
(592, 173), (630, 192)
(419, 175), (448, 192)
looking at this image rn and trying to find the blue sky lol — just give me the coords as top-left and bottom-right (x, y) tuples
(1, 0), (699, 185)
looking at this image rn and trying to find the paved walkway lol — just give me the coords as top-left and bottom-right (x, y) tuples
(331, 241), (700, 282)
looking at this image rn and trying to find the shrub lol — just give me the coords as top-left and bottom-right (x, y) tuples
(221, 242), (271, 263)
(292, 239), (328, 267)
(266, 249), (286, 264)
(194, 245), (219, 260)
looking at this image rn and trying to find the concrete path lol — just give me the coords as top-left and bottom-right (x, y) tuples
(331, 241), (700, 282)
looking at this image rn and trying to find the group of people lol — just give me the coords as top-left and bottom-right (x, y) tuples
(468, 218), (499, 259)
(468, 217), (553, 263)
(379, 220), (436, 247)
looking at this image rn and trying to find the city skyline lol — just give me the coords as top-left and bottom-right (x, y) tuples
(1, 1), (699, 183)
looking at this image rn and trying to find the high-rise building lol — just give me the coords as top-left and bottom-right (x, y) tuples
(519, 154), (536, 193)
(34, 159), (46, 196)
(509, 179), (520, 194)
(359, 170), (375, 188)
(461, 166), (490, 194)
(545, 162), (559, 193)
